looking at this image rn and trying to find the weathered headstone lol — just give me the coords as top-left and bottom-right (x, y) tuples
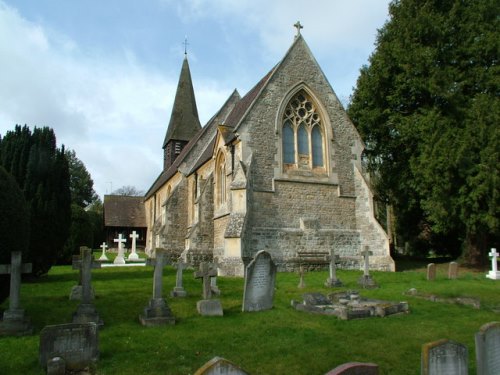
(194, 356), (249, 375)
(113, 233), (126, 264)
(475, 321), (500, 375)
(98, 242), (109, 261)
(427, 263), (436, 281)
(46, 357), (66, 375)
(195, 262), (223, 316)
(72, 247), (103, 327)
(325, 252), (342, 287)
(242, 250), (277, 312)
(325, 362), (379, 375)
(39, 322), (98, 372)
(70, 247), (100, 301)
(358, 246), (377, 289)
(421, 339), (468, 375)
(486, 248), (500, 280)
(298, 265), (306, 289)
(128, 231), (140, 260)
(170, 261), (188, 297)
(139, 248), (175, 326)
(448, 262), (458, 279)
(210, 262), (221, 296)
(0, 251), (33, 336)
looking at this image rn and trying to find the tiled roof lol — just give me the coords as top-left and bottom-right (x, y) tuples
(104, 195), (146, 227)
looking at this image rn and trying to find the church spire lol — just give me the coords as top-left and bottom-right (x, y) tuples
(162, 55), (201, 171)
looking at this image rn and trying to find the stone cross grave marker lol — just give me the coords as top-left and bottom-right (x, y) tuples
(325, 251), (343, 287)
(39, 322), (98, 373)
(99, 242), (108, 261)
(448, 261), (458, 279)
(70, 247), (100, 301)
(113, 233), (126, 264)
(195, 262), (223, 316)
(210, 262), (221, 296)
(427, 263), (436, 281)
(325, 362), (379, 375)
(139, 248), (175, 326)
(72, 247), (103, 327)
(298, 265), (306, 289)
(486, 248), (500, 280)
(421, 339), (468, 375)
(128, 231), (140, 261)
(358, 246), (377, 289)
(475, 321), (500, 375)
(242, 250), (277, 312)
(194, 356), (249, 375)
(170, 260), (188, 297)
(0, 251), (33, 336)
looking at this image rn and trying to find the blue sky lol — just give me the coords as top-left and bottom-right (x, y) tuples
(0, 0), (391, 198)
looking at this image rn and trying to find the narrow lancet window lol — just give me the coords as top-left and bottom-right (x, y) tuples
(312, 126), (324, 167)
(283, 121), (295, 163)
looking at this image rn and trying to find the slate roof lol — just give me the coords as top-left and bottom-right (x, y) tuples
(104, 195), (146, 227)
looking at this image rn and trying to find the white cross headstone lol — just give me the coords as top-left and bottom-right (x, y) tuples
(99, 242), (108, 261)
(486, 248), (500, 280)
(113, 234), (126, 264)
(128, 231), (140, 260)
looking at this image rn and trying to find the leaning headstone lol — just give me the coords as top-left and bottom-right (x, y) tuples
(128, 231), (140, 260)
(0, 251), (33, 336)
(325, 252), (343, 287)
(170, 260), (188, 297)
(242, 250), (277, 312)
(325, 362), (379, 375)
(139, 248), (175, 326)
(358, 246), (377, 288)
(113, 233), (127, 264)
(72, 247), (103, 327)
(39, 322), (98, 373)
(475, 321), (500, 375)
(195, 262), (223, 316)
(448, 262), (458, 279)
(98, 242), (109, 261)
(194, 356), (249, 375)
(426, 263), (436, 281)
(70, 247), (99, 301)
(421, 339), (468, 375)
(486, 248), (500, 280)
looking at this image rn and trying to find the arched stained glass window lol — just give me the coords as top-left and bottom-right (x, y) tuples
(312, 126), (323, 167)
(298, 123), (309, 156)
(283, 121), (295, 163)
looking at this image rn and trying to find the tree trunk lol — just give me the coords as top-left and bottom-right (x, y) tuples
(463, 231), (487, 268)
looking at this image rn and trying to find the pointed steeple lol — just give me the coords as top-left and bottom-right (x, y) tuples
(162, 56), (201, 170)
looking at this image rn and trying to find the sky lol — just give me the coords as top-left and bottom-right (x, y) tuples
(0, 0), (391, 199)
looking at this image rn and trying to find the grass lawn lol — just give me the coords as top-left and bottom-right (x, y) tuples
(0, 256), (498, 374)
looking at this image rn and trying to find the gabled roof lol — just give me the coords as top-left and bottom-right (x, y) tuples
(104, 195), (146, 227)
(162, 56), (201, 148)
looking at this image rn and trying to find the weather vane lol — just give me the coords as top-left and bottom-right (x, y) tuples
(183, 36), (189, 55)
(294, 21), (303, 37)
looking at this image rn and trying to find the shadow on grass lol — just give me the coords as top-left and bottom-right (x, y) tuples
(394, 256), (454, 271)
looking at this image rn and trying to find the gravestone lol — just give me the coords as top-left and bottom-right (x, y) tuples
(113, 233), (126, 264)
(242, 250), (277, 312)
(210, 262), (221, 296)
(448, 262), (458, 279)
(170, 261), (188, 297)
(298, 265), (306, 289)
(47, 357), (66, 375)
(325, 362), (379, 375)
(427, 263), (436, 281)
(0, 251), (33, 336)
(194, 356), (249, 375)
(98, 242), (109, 261)
(195, 262), (223, 316)
(325, 252), (342, 287)
(358, 247), (377, 288)
(139, 248), (175, 326)
(475, 321), (500, 375)
(486, 248), (500, 280)
(39, 322), (98, 372)
(70, 247), (100, 301)
(421, 339), (467, 375)
(72, 247), (103, 327)
(128, 231), (140, 260)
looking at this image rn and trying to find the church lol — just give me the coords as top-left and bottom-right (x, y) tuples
(144, 28), (394, 276)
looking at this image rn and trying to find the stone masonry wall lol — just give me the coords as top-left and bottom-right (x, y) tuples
(159, 178), (188, 257)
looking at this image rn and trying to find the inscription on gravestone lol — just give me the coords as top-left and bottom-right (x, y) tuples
(421, 339), (467, 375)
(242, 250), (276, 312)
(475, 321), (500, 375)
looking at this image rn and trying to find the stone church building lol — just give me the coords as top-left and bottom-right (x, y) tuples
(144, 31), (394, 276)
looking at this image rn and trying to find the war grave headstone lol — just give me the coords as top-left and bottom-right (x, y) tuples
(358, 247), (377, 289)
(325, 361), (379, 375)
(0, 251), (33, 336)
(298, 265), (306, 289)
(426, 263), (436, 281)
(475, 321), (500, 375)
(39, 322), (98, 373)
(210, 262), (221, 296)
(128, 231), (140, 261)
(139, 248), (175, 326)
(448, 261), (458, 279)
(113, 233), (126, 264)
(72, 247), (103, 327)
(194, 356), (249, 375)
(242, 250), (277, 312)
(421, 339), (467, 375)
(486, 248), (500, 280)
(195, 262), (223, 316)
(98, 242), (109, 261)
(325, 251), (342, 287)
(170, 260), (188, 297)
(70, 247), (100, 301)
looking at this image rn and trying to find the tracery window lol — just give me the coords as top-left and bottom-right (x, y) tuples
(282, 90), (325, 171)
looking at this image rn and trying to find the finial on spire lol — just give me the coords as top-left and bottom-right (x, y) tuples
(293, 21), (303, 37)
(183, 36), (189, 56)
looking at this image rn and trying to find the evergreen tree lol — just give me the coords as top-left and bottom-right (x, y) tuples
(348, 0), (499, 264)
(65, 149), (98, 208)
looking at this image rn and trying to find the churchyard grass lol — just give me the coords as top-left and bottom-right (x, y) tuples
(0, 257), (498, 374)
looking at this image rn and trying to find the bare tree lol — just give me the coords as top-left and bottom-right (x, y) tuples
(111, 185), (144, 196)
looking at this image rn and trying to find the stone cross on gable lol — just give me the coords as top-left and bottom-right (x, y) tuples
(72, 247), (101, 305)
(361, 246), (373, 277)
(99, 242), (108, 261)
(128, 231), (140, 260)
(294, 21), (303, 37)
(0, 251), (32, 317)
(195, 262), (217, 300)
